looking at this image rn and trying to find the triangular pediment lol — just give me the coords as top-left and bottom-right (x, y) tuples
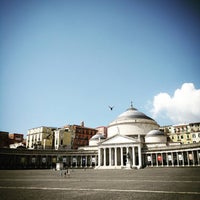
(100, 134), (138, 145)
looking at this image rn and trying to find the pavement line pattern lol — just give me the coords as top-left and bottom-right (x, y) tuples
(0, 186), (199, 195)
(1, 179), (200, 183)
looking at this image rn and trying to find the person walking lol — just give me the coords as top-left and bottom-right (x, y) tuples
(66, 168), (70, 178)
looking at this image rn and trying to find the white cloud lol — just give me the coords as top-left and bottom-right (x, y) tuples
(151, 83), (200, 124)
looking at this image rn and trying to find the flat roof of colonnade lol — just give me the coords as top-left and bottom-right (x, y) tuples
(0, 148), (97, 156)
(143, 143), (200, 153)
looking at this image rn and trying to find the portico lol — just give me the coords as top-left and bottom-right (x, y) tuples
(97, 134), (142, 169)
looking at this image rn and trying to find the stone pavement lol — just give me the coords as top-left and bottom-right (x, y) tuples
(0, 167), (200, 200)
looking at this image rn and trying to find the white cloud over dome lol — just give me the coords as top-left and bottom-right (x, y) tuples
(151, 83), (200, 124)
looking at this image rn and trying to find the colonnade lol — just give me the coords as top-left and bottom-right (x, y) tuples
(1, 146), (200, 170)
(32, 154), (98, 168)
(145, 149), (200, 167)
(98, 145), (142, 169)
(0, 152), (98, 169)
(67, 155), (98, 168)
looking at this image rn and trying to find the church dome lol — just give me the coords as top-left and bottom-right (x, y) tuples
(146, 130), (164, 137)
(145, 129), (167, 144)
(107, 104), (159, 138)
(89, 133), (106, 146)
(116, 107), (154, 121)
(90, 133), (106, 140)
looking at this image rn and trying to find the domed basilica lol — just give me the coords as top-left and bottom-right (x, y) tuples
(86, 103), (200, 169)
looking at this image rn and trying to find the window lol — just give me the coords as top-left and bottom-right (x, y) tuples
(181, 135), (183, 139)
(192, 134), (196, 138)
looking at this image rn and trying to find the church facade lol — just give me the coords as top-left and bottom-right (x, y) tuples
(86, 104), (200, 169)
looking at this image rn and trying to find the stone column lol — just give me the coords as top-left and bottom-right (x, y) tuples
(71, 156), (73, 168)
(166, 153), (169, 167)
(104, 148), (106, 166)
(138, 145), (142, 169)
(187, 151), (190, 166)
(192, 151), (195, 166)
(151, 153), (153, 167)
(76, 156), (78, 168)
(126, 147), (131, 168)
(85, 156), (88, 167)
(98, 148), (101, 167)
(126, 147), (129, 164)
(111, 148), (114, 165)
(115, 147), (117, 167)
(156, 153), (158, 167)
(171, 152), (174, 166)
(180, 152), (183, 166)
(177, 152), (179, 167)
(132, 147), (135, 167)
(80, 156), (83, 168)
(90, 156), (92, 167)
(197, 150), (200, 166)
(109, 148), (112, 166)
(161, 153), (163, 167)
(95, 155), (97, 166)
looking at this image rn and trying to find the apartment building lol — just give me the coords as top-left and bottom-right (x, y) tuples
(26, 126), (57, 149)
(64, 122), (98, 149)
(26, 122), (97, 150)
(54, 127), (73, 150)
(161, 122), (200, 144)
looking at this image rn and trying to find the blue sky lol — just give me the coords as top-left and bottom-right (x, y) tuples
(1, 0), (200, 135)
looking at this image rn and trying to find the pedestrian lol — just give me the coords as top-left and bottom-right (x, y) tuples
(67, 169), (70, 178)
(60, 169), (63, 176)
(64, 171), (67, 178)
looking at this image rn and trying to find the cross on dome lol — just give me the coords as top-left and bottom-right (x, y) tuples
(130, 101), (133, 108)
(128, 101), (136, 111)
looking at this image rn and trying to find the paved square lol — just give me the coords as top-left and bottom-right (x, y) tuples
(0, 167), (200, 200)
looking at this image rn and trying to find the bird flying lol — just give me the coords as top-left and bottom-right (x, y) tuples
(108, 106), (114, 111)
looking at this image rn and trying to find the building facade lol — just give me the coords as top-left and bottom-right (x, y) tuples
(26, 123), (97, 150)
(26, 126), (57, 149)
(1, 104), (200, 170)
(54, 127), (72, 150)
(64, 123), (97, 149)
(161, 122), (200, 144)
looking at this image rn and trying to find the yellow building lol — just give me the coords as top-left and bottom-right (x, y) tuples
(26, 126), (57, 149)
(161, 122), (200, 144)
(168, 132), (192, 144)
(54, 127), (73, 150)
